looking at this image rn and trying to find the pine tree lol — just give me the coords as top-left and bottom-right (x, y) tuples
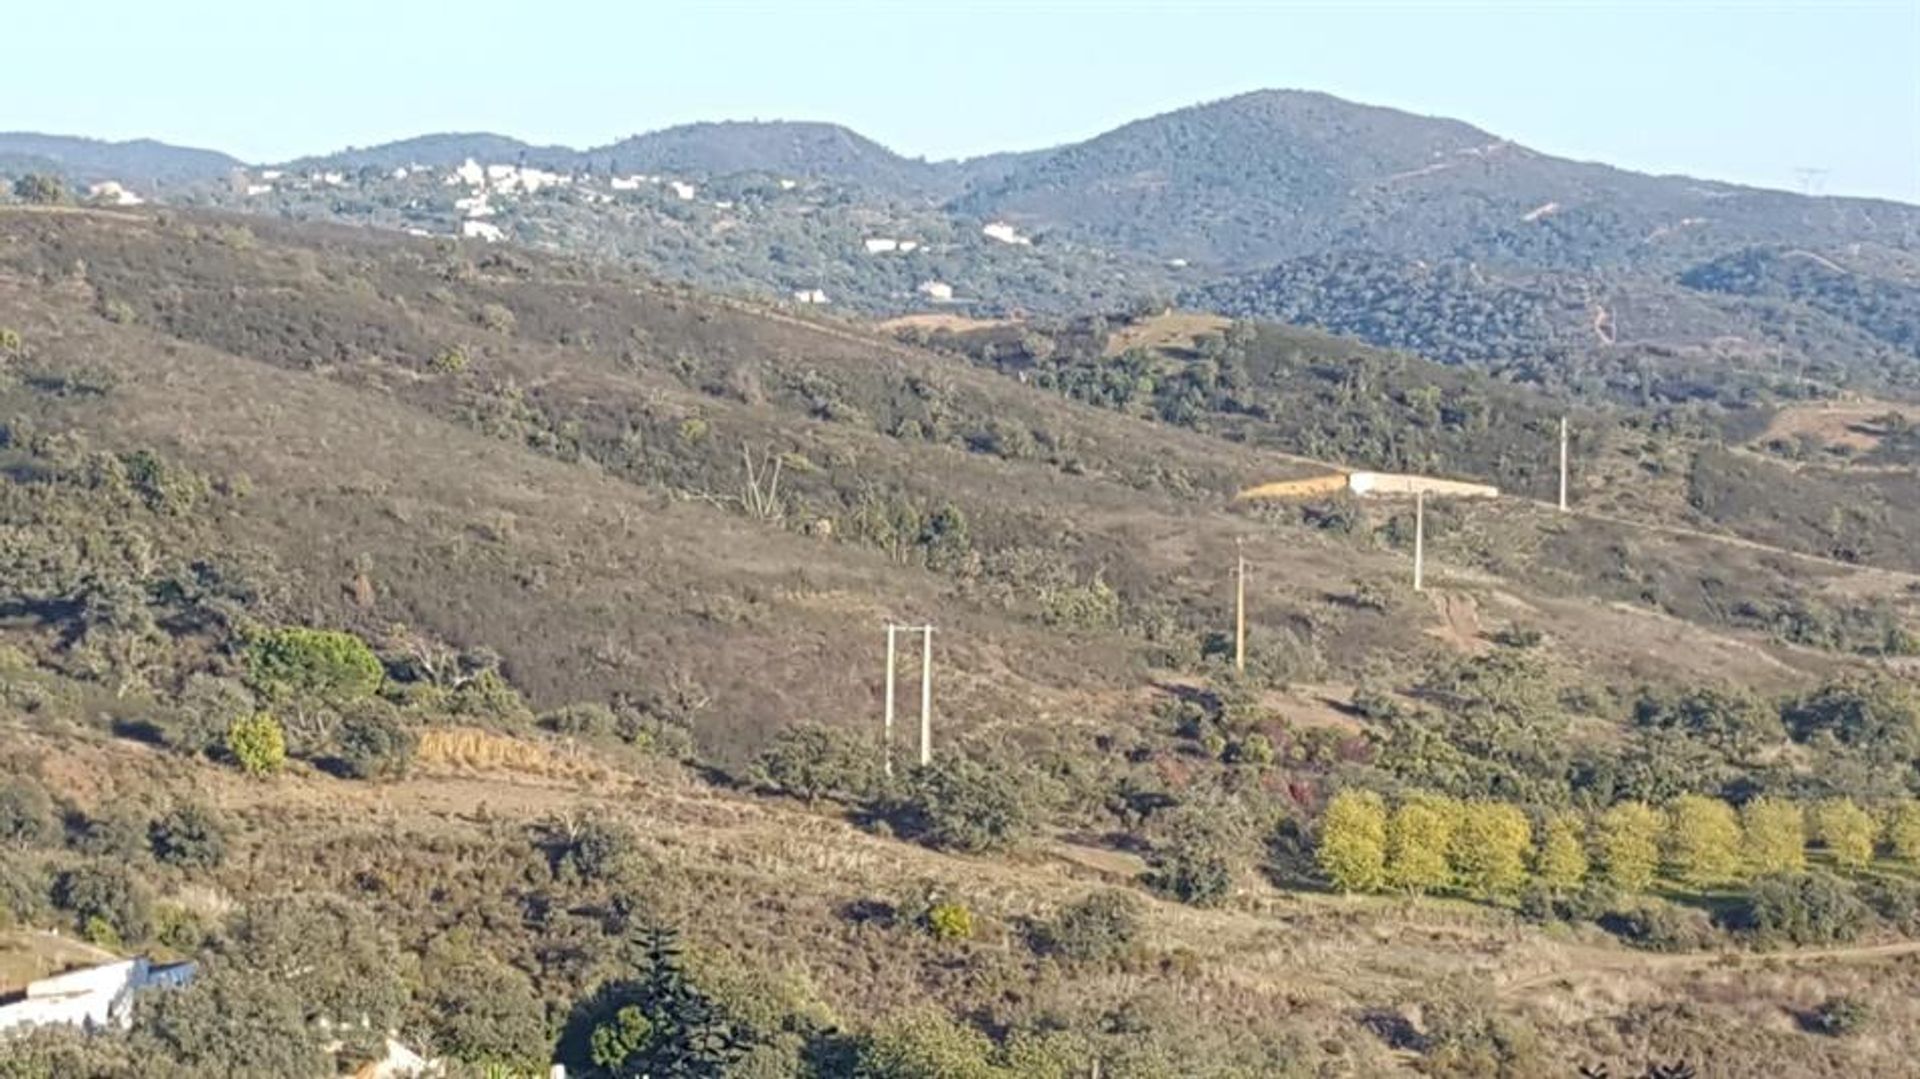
(1741, 796), (1806, 877)
(1812, 798), (1878, 872)
(1317, 789), (1387, 894)
(1450, 801), (1532, 898)
(1536, 813), (1589, 893)
(1668, 795), (1741, 889)
(1384, 795), (1457, 895)
(1596, 801), (1663, 893)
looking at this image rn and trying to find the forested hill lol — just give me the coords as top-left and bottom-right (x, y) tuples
(954, 89), (1920, 271)
(0, 133), (241, 187)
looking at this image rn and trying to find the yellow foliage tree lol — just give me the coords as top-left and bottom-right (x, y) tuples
(1888, 800), (1920, 864)
(1596, 801), (1663, 893)
(1317, 789), (1388, 894)
(1741, 796), (1806, 877)
(1668, 795), (1742, 888)
(1385, 795), (1458, 895)
(1450, 801), (1532, 898)
(1811, 798), (1878, 872)
(1536, 813), (1589, 893)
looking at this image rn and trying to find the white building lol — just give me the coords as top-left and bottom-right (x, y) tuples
(982, 221), (1031, 246)
(791, 288), (829, 304)
(0, 955), (196, 1036)
(260, 169), (284, 180)
(461, 220), (505, 243)
(863, 238), (900, 254)
(917, 280), (954, 301)
(448, 159), (486, 188)
(668, 181), (696, 200)
(778, 178), (798, 190)
(609, 176), (645, 191)
(244, 183), (274, 197)
(86, 181), (144, 206)
(454, 193), (495, 218)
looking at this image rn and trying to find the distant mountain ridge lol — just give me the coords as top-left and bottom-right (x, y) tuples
(0, 133), (241, 186)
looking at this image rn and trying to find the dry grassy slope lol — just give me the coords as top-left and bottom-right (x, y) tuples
(31, 729), (1920, 1076)
(0, 208), (1891, 759)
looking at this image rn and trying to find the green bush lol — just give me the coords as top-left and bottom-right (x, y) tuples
(925, 900), (974, 942)
(1808, 995), (1871, 1037)
(226, 713), (287, 775)
(54, 865), (154, 942)
(1734, 871), (1868, 945)
(0, 777), (57, 849)
(149, 803), (227, 868)
(751, 722), (883, 804)
(1598, 901), (1713, 953)
(333, 706), (417, 780)
(245, 626), (384, 710)
(1030, 891), (1142, 964)
(891, 755), (1037, 853)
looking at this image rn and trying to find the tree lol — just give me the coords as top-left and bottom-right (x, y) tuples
(416, 933), (549, 1068)
(218, 893), (409, 1052)
(1031, 891), (1142, 965)
(1596, 801), (1663, 893)
(131, 967), (328, 1077)
(1536, 813), (1589, 893)
(1812, 798), (1878, 872)
(245, 627), (384, 745)
(1384, 795), (1457, 895)
(11, 173), (68, 205)
(1316, 789), (1387, 893)
(561, 925), (747, 1078)
(1737, 872), (1868, 945)
(1450, 801), (1532, 898)
(226, 713), (287, 775)
(1889, 799), (1920, 863)
(855, 1010), (1005, 1079)
(1740, 796), (1806, 877)
(1667, 795), (1742, 889)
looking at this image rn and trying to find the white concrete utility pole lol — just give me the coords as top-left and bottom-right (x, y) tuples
(1413, 490), (1426, 593)
(1558, 415), (1570, 513)
(882, 622), (935, 773)
(1234, 539), (1247, 674)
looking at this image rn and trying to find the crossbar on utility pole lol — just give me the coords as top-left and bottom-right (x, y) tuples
(883, 624), (897, 779)
(1558, 415), (1569, 513)
(918, 625), (933, 766)
(1413, 490), (1426, 593)
(1234, 539), (1247, 674)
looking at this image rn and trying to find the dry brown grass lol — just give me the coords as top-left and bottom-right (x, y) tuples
(1757, 400), (1920, 453)
(415, 727), (603, 780)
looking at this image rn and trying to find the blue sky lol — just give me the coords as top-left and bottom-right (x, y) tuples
(9, 0), (1917, 201)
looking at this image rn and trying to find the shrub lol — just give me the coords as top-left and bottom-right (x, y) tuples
(54, 865), (154, 942)
(168, 675), (256, 757)
(1889, 799), (1920, 863)
(1858, 874), (1920, 933)
(0, 777), (57, 849)
(226, 713), (287, 775)
(149, 804), (227, 868)
(925, 901), (973, 942)
(333, 706), (418, 780)
(1735, 871), (1868, 945)
(1317, 789), (1388, 893)
(891, 755), (1036, 853)
(855, 1010), (1003, 1079)
(1031, 891), (1141, 964)
(12, 173), (68, 205)
(751, 723), (883, 804)
(1598, 901), (1713, 952)
(1147, 813), (1240, 907)
(553, 816), (640, 884)
(477, 302), (517, 334)
(131, 966), (328, 1075)
(1808, 995), (1872, 1037)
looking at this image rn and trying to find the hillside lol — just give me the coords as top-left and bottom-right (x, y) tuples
(955, 89), (1920, 273)
(3, 207), (1920, 1076)
(285, 132), (581, 173)
(0, 133), (240, 188)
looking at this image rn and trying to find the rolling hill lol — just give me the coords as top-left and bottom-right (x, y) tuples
(0, 133), (241, 187)
(2, 203), (1920, 1075)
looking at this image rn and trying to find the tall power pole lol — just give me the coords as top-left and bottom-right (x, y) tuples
(1413, 490), (1426, 592)
(1558, 416), (1570, 513)
(1234, 539), (1247, 674)
(919, 625), (934, 766)
(882, 624), (897, 778)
